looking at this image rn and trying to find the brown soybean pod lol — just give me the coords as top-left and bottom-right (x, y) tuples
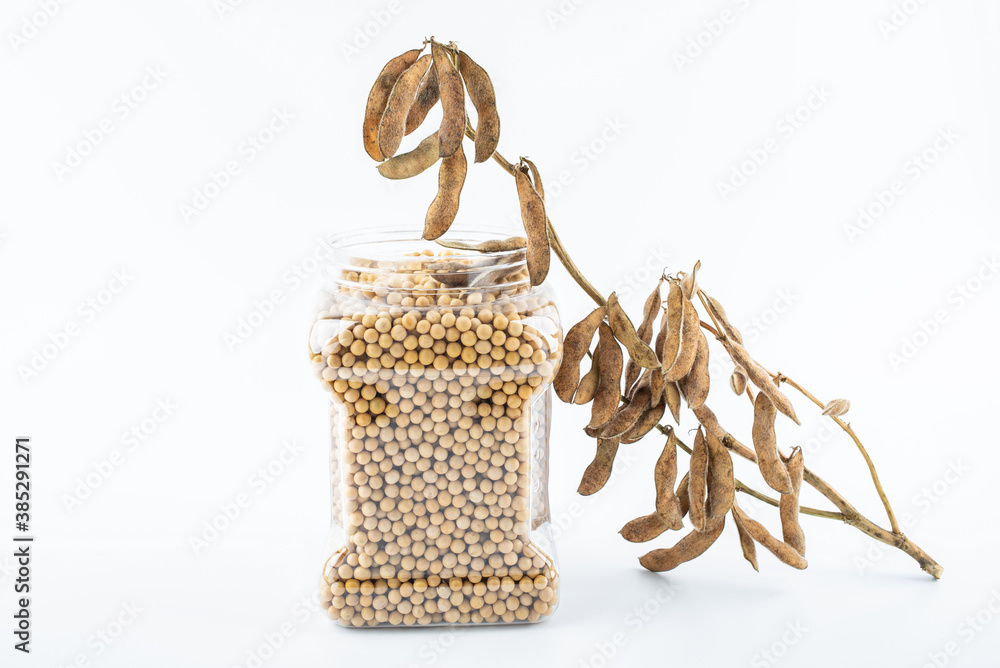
(649, 356), (664, 408)
(624, 281), (663, 394)
(458, 50), (500, 163)
(705, 430), (735, 519)
(659, 282), (684, 373)
(732, 505), (807, 570)
(600, 386), (651, 438)
(573, 360), (601, 405)
(607, 292), (660, 369)
(728, 341), (800, 425)
(675, 472), (691, 520)
(822, 398), (851, 417)
(431, 42), (465, 158)
(620, 397), (666, 444)
(680, 260), (700, 300)
(435, 236), (526, 252)
(363, 48), (421, 161)
(663, 381), (682, 425)
(376, 132), (440, 180)
(652, 307), (669, 408)
(692, 404), (758, 463)
(378, 54), (433, 159)
(701, 291), (744, 345)
(577, 437), (620, 496)
(751, 392), (793, 494)
(677, 329), (710, 410)
(688, 428), (710, 532)
(663, 293), (701, 382)
(638, 516), (725, 572)
(552, 305), (606, 402)
(731, 505), (759, 572)
(588, 323), (623, 429)
(780, 447), (806, 556)
(405, 65), (439, 136)
(514, 166), (550, 286)
(522, 157), (544, 201)
(730, 366), (748, 396)
(423, 141), (467, 240)
(620, 513), (669, 543)
(654, 431), (684, 530)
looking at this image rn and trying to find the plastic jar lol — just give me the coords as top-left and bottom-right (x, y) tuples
(309, 229), (563, 627)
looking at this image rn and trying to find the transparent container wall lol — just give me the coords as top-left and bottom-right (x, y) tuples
(309, 230), (562, 628)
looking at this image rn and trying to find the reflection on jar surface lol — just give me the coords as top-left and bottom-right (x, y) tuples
(309, 228), (563, 627)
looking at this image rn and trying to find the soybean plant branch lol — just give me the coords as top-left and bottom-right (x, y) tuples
(469, 126), (941, 579)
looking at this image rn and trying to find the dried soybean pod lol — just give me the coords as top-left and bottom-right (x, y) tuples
(607, 292), (660, 369)
(732, 505), (807, 570)
(780, 447), (806, 556)
(700, 291), (744, 345)
(677, 329), (710, 409)
(688, 428), (710, 532)
(553, 305), (606, 402)
(458, 50), (500, 163)
(573, 361), (600, 405)
(705, 430), (735, 519)
(405, 65), (439, 136)
(423, 141), (467, 240)
(658, 282), (683, 373)
(600, 386), (651, 438)
(620, 396), (666, 444)
(731, 505), (759, 572)
(522, 157), (544, 201)
(692, 404), (726, 443)
(751, 392), (793, 494)
(727, 342), (800, 425)
(620, 513), (669, 543)
(730, 366), (748, 396)
(578, 437), (620, 496)
(676, 472), (691, 519)
(624, 280), (663, 395)
(588, 323), (624, 428)
(680, 260), (700, 300)
(628, 367), (652, 399)
(638, 517), (725, 572)
(378, 54), (433, 159)
(435, 236), (526, 252)
(821, 398), (850, 417)
(663, 381), (682, 425)
(663, 291), (701, 382)
(363, 48), (421, 161)
(376, 132), (440, 179)
(654, 431), (684, 530)
(691, 404), (758, 463)
(514, 166), (550, 285)
(431, 42), (465, 158)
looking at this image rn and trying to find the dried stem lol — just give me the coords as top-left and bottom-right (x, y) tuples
(776, 374), (900, 534)
(466, 125), (940, 579)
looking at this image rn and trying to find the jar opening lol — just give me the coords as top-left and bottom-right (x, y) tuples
(327, 227), (529, 293)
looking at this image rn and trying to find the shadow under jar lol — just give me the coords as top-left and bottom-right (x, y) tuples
(309, 229), (563, 628)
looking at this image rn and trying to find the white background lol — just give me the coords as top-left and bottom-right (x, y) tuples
(2, 1), (999, 666)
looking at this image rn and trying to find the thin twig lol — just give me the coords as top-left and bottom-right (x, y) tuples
(777, 374), (901, 535)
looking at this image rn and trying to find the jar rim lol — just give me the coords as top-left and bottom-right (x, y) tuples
(326, 226), (530, 292)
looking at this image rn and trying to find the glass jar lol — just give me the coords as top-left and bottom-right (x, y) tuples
(309, 228), (563, 628)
